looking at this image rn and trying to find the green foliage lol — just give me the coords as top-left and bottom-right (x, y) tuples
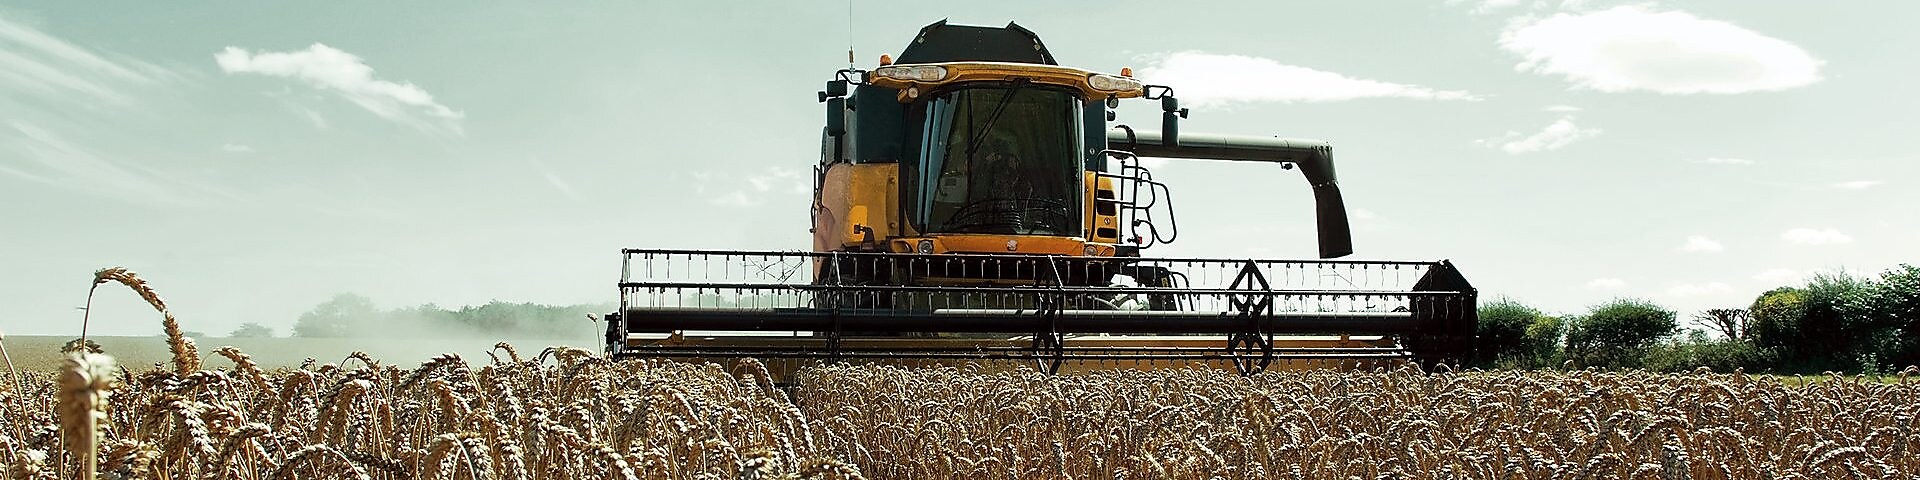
(1746, 287), (1806, 355)
(1473, 299), (1562, 368)
(292, 293), (607, 338)
(1861, 264), (1920, 368)
(1642, 334), (1775, 373)
(228, 322), (274, 338)
(293, 293), (379, 338)
(1564, 298), (1677, 369)
(1743, 267), (1920, 373)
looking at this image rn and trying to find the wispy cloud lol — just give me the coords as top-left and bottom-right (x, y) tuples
(1677, 235), (1724, 253)
(1781, 228), (1853, 245)
(1481, 114), (1600, 154)
(0, 15), (177, 109)
(2, 121), (185, 204)
(751, 168), (811, 195)
(1666, 282), (1734, 297)
(1585, 277), (1627, 290)
(1692, 157), (1755, 166)
(216, 43), (463, 134)
(1135, 51), (1477, 108)
(1500, 6), (1822, 94)
(528, 158), (580, 200)
(694, 167), (810, 208)
(1832, 180), (1884, 190)
(1753, 268), (1801, 285)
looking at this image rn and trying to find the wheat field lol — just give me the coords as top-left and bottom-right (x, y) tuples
(4, 348), (1919, 479)
(3, 269), (1917, 479)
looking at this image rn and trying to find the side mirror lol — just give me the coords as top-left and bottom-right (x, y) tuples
(825, 97), (846, 137)
(1160, 95), (1188, 147)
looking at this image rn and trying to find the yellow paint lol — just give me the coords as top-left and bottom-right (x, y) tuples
(1086, 172), (1119, 245)
(887, 235), (1113, 257)
(866, 62), (1146, 101)
(812, 162), (898, 253)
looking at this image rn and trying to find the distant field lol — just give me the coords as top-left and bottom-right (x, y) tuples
(0, 334), (596, 371)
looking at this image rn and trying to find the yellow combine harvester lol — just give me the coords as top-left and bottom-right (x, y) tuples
(603, 21), (1476, 374)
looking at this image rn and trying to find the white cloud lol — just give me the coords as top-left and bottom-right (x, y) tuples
(1542, 105), (1582, 112)
(1499, 6), (1823, 94)
(710, 191), (760, 208)
(745, 168), (809, 194)
(1469, 0), (1524, 14)
(1585, 278), (1627, 290)
(1677, 235), (1724, 253)
(216, 43), (463, 133)
(1350, 208), (1393, 232)
(1832, 180), (1883, 190)
(1135, 51), (1477, 108)
(699, 168), (809, 208)
(220, 143), (254, 153)
(528, 158), (579, 201)
(1781, 228), (1853, 245)
(1692, 157), (1755, 166)
(1667, 282), (1734, 297)
(1753, 268), (1801, 285)
(1483, 115), (1600, 154)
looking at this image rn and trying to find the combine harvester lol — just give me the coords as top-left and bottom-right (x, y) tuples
(603, 21), (1476, 375)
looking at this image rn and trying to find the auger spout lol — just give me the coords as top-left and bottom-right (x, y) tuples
(1108, 131), (1355, 259)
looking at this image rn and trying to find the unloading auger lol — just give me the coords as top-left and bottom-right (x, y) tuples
(602, 21), (1476, 374)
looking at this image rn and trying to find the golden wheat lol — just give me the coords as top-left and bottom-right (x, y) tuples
(9, 267), (1919, 479)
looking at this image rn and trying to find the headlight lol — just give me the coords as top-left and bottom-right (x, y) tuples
(874, 65), (948, 82)
(917, 239), (935, 254)
(1083, 245), (1098, 256)
(1088, 74), (1142, 92)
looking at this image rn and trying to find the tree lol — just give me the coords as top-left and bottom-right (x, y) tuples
(1860, 265), (1920, 368)
(1745, 270), (1906, 373)
(293, 293), (379, 337)
(1474, 299), (1561, 368)
(1691, 308), (1750, 340)
(1564, 298), (1677, 369)
(229, 322), (274, 338)
(1746, 287), (1806, 355)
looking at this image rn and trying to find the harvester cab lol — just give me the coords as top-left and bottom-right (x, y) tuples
(605, 21), (1477, 375)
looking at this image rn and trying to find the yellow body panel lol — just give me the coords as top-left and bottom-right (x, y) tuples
(812, 163), (898, 253)
(886, 234), (1113, 256)
(815, 163), (1120, 258)
(866, 62), (1146, 101)
(1087, 173), (1119, 244)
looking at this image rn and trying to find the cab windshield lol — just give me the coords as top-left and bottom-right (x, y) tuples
(913, 85), (1083, 236)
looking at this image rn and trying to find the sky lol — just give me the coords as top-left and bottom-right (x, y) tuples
(1, 1), (1913, 337)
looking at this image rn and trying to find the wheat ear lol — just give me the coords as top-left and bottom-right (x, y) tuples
(57, 352), (115, 480)
(92, 268), (200, 374)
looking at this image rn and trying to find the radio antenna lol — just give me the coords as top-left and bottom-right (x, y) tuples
(846, 0), (856, 69)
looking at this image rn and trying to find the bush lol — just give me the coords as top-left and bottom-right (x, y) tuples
(1475, 299), (1536, 366)
(1746, 271), (1908, 373)
(1746, 287), (1806, 356)
(228, 322), (274, 338)
(1642, 332), (1775, 373)
(1565, 298), (1677, 369)
(1860, 264), (1920, 369)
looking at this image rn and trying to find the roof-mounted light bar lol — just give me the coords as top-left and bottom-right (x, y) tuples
(865, 62), (1146, 100)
